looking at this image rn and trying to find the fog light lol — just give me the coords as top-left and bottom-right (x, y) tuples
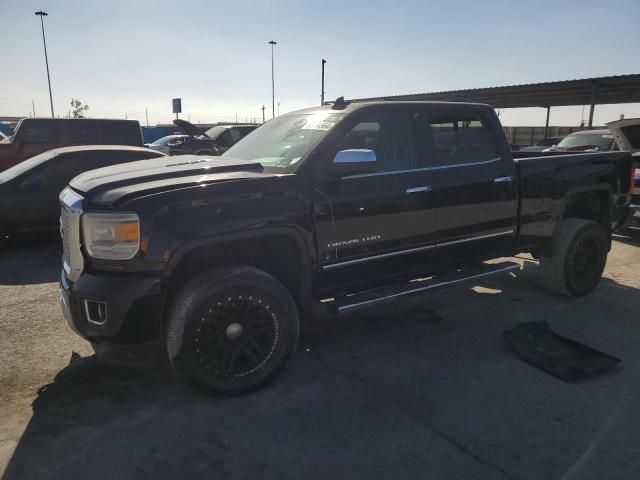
(84, 300), (107, 325)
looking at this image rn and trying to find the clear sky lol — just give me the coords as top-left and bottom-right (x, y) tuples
(1, 0), (639, 126)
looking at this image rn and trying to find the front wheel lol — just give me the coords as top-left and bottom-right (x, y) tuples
(166, 265), (299, 395)
(538, 219), (608, 297)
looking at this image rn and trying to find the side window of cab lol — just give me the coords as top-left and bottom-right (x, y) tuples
(335, 111), (420, 173)
(427, 115), (499, 166)
(17, 120), (59, 145)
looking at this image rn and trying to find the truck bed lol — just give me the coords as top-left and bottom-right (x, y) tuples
(513, 150), (633, 249)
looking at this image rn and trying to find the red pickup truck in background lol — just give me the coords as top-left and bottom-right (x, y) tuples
(0, 118), (143, 172)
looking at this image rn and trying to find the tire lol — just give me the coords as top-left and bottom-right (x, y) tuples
(538, 219), (608, 297)
(166, 265), (300, 395)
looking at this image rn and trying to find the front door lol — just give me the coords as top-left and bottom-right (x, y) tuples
(312, 107), (437, 289)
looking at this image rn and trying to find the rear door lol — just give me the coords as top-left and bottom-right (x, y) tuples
(312, 106), (437, 287)
(422, 106), (518, 264)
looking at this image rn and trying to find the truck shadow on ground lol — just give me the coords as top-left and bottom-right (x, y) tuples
(4, 268), (640, 480)
(0, 239), (61, 285)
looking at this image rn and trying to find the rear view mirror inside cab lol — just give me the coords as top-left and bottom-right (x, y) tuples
(331, 149), (377, 177)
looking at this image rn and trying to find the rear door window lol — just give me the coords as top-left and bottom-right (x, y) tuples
(427, 115), (498, 166)
(98, 121), (141, 146)
(18, 120), (59, 144)
(22, 153), (91, 191)
(68, 120), (99, 144)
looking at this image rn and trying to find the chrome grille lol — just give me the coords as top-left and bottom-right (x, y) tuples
(59, 188), (84, 282)
(61, 204), (71, 268)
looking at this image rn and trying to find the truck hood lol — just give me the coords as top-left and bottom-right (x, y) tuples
(70, 155), (270, 206)
(173, 119), (210, 138)
(607, 118), (640, 153)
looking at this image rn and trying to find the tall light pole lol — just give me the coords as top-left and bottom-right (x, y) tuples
(268, 40), (277, 119)
(35, 11), (54, 118)
(321, 59), (326, 105)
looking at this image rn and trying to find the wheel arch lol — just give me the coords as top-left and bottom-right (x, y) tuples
(540, 185), (612, 256)
(164, 227), (314, 312)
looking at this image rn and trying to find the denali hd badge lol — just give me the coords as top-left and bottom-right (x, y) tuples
(327, 234), (381, 248)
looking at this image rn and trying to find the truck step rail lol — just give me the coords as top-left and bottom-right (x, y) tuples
(332, 261), (521, 315)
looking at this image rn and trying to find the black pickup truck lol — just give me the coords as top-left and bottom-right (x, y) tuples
(58, 100), (634, 394)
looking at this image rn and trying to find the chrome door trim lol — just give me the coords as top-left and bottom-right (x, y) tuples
(406, 186), (431, 193)
(342, 157), (502, 180)
(322, 244), (436, 270)
(321, 228), (515, 270)
(428, 157), (502, 171)
(343, 166), (432, 179)
(436, 229), (514, 247)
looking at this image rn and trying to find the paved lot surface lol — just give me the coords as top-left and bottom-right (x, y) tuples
(1, 230), (640, 480)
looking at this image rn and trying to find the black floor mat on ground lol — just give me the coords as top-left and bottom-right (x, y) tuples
(503, 321), (621, 383)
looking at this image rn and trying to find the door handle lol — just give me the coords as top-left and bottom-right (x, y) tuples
(494, 176), (513, 183)
(406, 186), (431, 193)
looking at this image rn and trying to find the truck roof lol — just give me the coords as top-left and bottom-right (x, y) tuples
(284, 100), (496, 117)
(41, 144), (160, 155)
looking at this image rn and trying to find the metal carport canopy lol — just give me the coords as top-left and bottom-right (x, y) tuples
(349, 74), (640, 128)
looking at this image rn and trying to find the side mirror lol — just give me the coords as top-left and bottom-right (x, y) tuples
(331, 149), (376, 177)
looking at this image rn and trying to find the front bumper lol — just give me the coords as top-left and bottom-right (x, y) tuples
(59, 269), (163, 341)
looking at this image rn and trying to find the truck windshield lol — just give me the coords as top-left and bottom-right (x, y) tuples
(222, 112), (343, 171)
(204, 126), (227, 140)
(556, 132), (614, 150)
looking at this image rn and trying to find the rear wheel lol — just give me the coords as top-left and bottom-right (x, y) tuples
(539, 219), (608, 297)
(166, 265), (299, 395)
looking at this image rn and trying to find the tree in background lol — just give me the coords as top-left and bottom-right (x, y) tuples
(70, 98), (89, 118)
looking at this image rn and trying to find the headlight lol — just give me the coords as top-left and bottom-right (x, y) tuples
(82, 212), (140, 260)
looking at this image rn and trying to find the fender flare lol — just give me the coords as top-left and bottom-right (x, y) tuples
(163, 225), (315, 303)
(553, 183), (612, 226)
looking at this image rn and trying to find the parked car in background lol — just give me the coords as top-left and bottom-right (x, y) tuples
(608, 118), (640, 223)
(169, 119), (258, 156)
(518, 136), (564, 152)
(545, 129), (616, 152)
(145, 134), (189, 155)
(0, 118), (143, 172)
(0, 145), (164, 242)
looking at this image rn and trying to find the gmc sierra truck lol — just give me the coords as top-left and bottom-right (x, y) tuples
(58, 100), (635, 395)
